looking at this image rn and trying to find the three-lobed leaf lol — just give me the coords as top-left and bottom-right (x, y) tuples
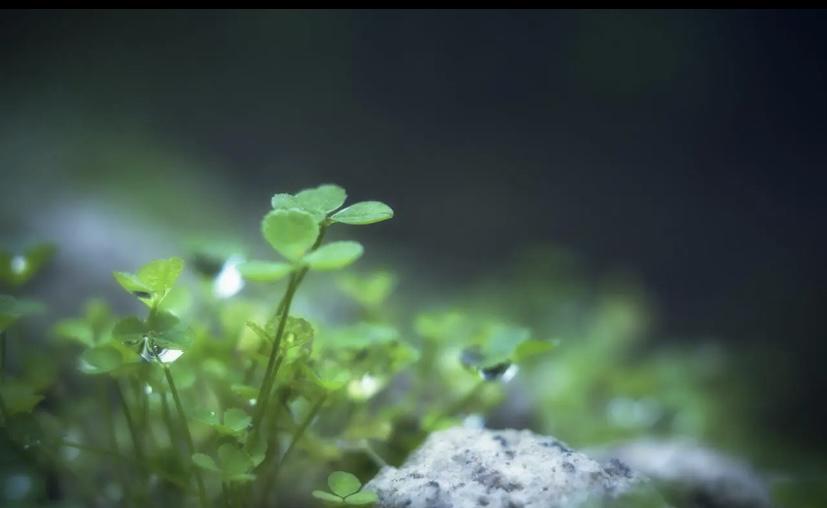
(314, 472), (377, 505)
(137, 257), (184, 293)
(113, 257), (185, 307)
(328, 471), (362, 497)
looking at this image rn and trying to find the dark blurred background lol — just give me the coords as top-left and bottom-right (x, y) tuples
(2, 10), (826, 448)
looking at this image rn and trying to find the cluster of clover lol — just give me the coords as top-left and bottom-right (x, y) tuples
(0, 184), (553, 507)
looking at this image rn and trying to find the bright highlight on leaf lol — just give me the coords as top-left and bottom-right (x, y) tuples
(331, 201), (394, 225)
(304, 241), (364, 271)
(261, 209), (319, 261)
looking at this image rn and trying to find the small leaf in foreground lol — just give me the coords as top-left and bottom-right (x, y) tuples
(328, 471), (362, 497)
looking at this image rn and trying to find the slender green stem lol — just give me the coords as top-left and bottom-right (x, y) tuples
(249, 274), (299, 437)
(362, 440), (389, 468)
(0, 393), (8, 426)
(249, 225), (328, 445)
(0, 330), (6, 380)
(164, 366), (208, 508)
(278, 394), (326, 467)
(160, 391), (179, 448)
(116, 381), (144, 464)
(116, 380), (147, 506)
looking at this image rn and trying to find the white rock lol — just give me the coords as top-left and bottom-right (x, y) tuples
(595, 439), (773, 508)
(366, 427), (649, 508)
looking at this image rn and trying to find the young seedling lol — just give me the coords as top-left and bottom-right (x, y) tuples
(312, 471), (378, 506)
(238, 184), (393, 449)
(111, 256), (208, 508)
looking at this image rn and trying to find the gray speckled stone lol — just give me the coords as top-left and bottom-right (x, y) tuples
(366, 427), (647, 508)
(594, 439), (773, 508)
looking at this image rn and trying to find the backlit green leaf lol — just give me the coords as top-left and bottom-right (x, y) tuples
(271, 193), (302, 210)
(304, 241), (364, 271)
(137, 257), (184, 293)
(261, 209), (319, 261)
(328, 471), (362, 497)
(331, 201), (393, 225)
(295, 184), (347, 215)
(113, 272), (153, 301)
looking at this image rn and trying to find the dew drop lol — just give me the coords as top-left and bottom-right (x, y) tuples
(248, 398), (257, 407)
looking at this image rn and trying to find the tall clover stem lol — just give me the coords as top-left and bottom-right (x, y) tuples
(115, 380), (147, 506)
(116, 381), (144, 464)
(164, 365), (208, 508)
(249, 225), (327, 444)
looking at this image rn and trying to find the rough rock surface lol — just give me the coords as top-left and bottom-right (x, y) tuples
(594, 439), (772, 508)
(366, 427), (647, 508)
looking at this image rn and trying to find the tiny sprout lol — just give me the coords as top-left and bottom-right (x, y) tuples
(312, 471), (378, 505)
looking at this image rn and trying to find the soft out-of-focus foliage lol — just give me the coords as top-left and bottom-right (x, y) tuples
(1, 185), (824, 508)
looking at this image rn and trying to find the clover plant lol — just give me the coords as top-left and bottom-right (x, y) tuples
(0, 184), (560, 507)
